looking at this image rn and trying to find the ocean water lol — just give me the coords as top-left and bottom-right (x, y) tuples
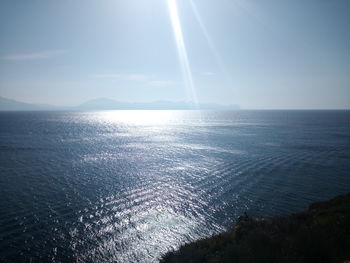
(0, 110), (349, 262)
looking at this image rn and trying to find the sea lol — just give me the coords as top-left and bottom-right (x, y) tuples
(0, 110), (349, 262)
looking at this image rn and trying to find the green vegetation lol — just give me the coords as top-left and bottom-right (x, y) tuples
(161, 193), (350, 263)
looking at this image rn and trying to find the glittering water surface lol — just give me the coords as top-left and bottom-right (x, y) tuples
(0, 110), (350, 262)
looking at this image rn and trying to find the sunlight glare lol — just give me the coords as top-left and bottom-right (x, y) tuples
(99, 110), (176, 126)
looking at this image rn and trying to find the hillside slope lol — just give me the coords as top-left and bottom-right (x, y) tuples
(161, 193), (350, 263)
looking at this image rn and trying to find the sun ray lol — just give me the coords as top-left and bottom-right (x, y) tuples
(167, 0), (199, 107)
(189, 0), (233, 86)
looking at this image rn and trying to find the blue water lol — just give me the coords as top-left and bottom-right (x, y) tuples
(0, 110), (349, 262)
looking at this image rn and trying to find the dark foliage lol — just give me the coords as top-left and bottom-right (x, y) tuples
(161, 193), (350, 263)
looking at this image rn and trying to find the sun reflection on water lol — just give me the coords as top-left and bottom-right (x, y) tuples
(96, 110), (180, 126)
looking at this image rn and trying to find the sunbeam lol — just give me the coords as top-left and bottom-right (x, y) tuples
(189, 0), (233, 87)
(190, 0), (224, 71)
(168, 0), (199, 107)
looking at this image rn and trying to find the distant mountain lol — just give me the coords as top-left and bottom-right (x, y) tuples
(77, 98), (240, 110)
(0, 96), (60, 111)
(0, 96), (240, 111)
(77, 98), (133, 110)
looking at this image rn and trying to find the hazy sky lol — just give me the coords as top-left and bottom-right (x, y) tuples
(0, 0), (349, 109)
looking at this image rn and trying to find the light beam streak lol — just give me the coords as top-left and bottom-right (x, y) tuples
(189, 0), (233, 85)
(168, 0), (199, 107)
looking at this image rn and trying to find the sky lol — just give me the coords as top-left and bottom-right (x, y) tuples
(0, 0), (349, 109)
